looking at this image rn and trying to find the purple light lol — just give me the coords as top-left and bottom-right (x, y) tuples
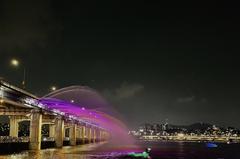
(41, 98), (118, 128)
(39, 98), (116, 130)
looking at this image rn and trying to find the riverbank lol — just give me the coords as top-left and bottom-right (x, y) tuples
(1, 141), (240, 159)
(137, 135), (240, 143)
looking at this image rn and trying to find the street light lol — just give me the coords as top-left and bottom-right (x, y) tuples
(10, 59), (19, 67)
(50, 86), (57, 91)
(10, 58), (26, 89)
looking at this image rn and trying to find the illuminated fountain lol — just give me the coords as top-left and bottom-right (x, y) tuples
(41, 86), (134, 145)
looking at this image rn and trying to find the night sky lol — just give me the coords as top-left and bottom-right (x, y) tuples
(1, 1), (240, 128)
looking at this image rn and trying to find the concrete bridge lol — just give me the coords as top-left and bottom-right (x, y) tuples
(0, 79), (109, 150)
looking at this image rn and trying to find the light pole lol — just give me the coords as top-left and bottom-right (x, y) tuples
(10, 58), (26, 89)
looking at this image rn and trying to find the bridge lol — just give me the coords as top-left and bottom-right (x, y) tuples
(0, 79), (110, 150)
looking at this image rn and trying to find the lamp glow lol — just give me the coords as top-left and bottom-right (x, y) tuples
(10, 59), (19, 67)
(51, 86), (57, 91)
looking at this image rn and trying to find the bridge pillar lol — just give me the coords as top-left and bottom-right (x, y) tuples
(55, 116), (64, 148)
(87, 127), (91, 143)
(96, 129), (100, 142)
(101, 131), (107, 141)
(76, 128), (79, 139)
(29, 110), (42, 150)
(81, 126), (86, 144)
(93, 128), (96, 143)
(89, 127), (93, 143)
(98, 130), (101, 142)
(85, 127), (88, 143)
(105, 131), (109, 141)
(79, 128), (82, 138)
(63, 128), (66, 139)
(49, 124), (55, 138)
(69, 124), (76, 146)
(76, 127), (80, 144)
(104, 131), (110, 141)
(9, 116), (19, 137)
(99, 130), (103, 141)
(100, 130), (103, 141)
(85, 126), (91, 143)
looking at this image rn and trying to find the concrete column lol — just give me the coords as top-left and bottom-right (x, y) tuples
(99, 130), (102, 141)
(63, 128), (66, 138)
(75, 128), (79, 144)
(100, 130), (105, 141)
(79, 128), (82, 138)
(100, 130), (103, 141)
(69, 124), (76, 146)
(88, 127), (92, 143)
(85, 127), (90, 143)
(76, 128), (79, 139)
(93, 128), (96, 143)
(9, 116), (19, 137)
(49, 124), (55, 137)
(102, 131), (106, 141)
(29, 110), (42, 150)
(81, 126), (86, 144)
(84, 127), (88, 143)
(55, 116), (64, 148)
(96, 129), (100, 142)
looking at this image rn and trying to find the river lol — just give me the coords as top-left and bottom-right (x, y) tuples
(0, 141), (240, 159)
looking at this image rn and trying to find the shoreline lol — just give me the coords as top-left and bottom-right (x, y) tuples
(136, 139), (240, 144)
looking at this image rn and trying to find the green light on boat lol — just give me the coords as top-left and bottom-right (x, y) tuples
(128, 148), (151, 158)
(128, 152), (149, 158)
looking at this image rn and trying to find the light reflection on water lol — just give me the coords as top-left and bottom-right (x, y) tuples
(0, 142), (120, 159)
(2, 141), (240, 159)
(0, 142), (142, 159)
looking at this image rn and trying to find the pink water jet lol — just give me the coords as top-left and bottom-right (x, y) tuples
(41, 85), (135, 145)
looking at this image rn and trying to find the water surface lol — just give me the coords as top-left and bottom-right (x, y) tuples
(0, 141), (240, 159)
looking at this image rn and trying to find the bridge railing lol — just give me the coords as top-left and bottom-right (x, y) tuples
(42, 137), (55, 142)
(0, 136), (57, 143)
(0, 136), (29, 143)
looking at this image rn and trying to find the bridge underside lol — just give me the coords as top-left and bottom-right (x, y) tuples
(0, 81), (111, 150)
(0, 93), (109, 150)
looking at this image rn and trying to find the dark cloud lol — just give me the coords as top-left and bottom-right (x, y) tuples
(103, 82), (144, 101)
(1, 1), (240, 129)
(177, 96), (195, 103)
(115, 82), (144, 100)
(0, 0), (62, 52)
